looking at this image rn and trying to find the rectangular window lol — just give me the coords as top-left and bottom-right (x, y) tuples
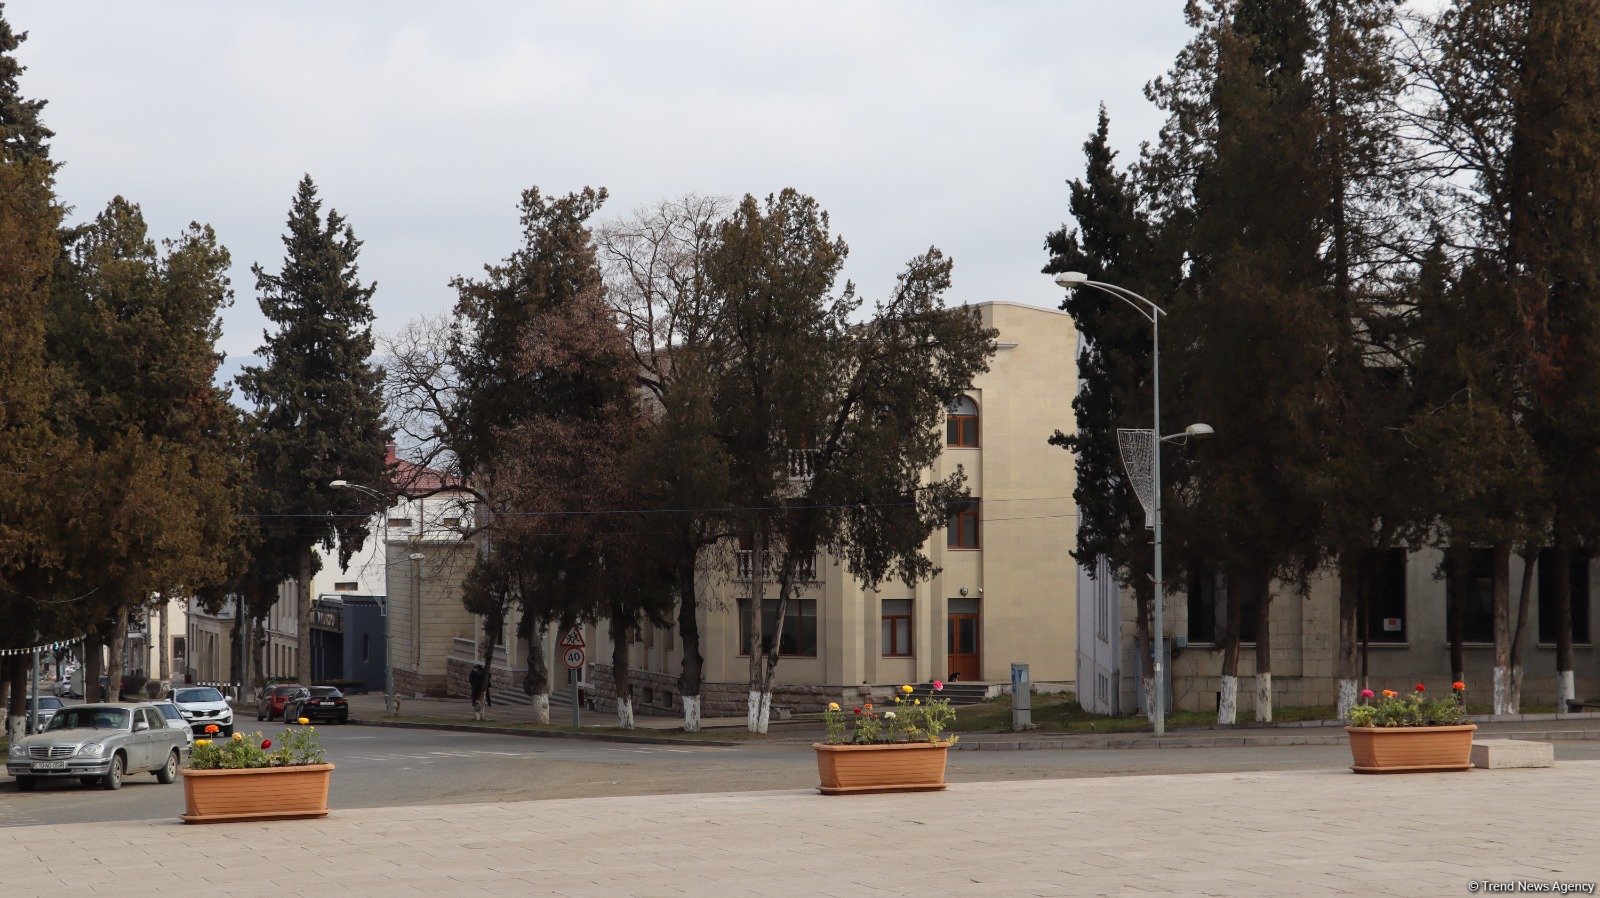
(387, 517), (413, 530)
(1362, 548), (1407, 643)
(1444, 549), (1497, 643)
(1538, 550), (1592, 644)
(882, 599), (913, 657)
(664, 624), (674, 652)
(737, 599), (818, 657)
(1094, 557), (1110, 643)
(442, 517), (461, 529)
(1185, 563), (1256, 644)
(334, 582), (358, 592)
(947, 500), (980, 549)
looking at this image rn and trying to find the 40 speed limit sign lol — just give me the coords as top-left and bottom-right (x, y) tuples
(563, 646), (586, 669)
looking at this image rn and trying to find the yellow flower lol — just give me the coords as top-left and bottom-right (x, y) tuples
(231, 733), (243, 742)
(827, 702), (840, 712)
(194, 739), (211, 747)
(297, 717), (310, 725)
(914, 699), (921, 706)
(901, 684), (914, 694)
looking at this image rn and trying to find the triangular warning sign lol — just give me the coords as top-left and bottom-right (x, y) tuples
(558, 629), (586, 648)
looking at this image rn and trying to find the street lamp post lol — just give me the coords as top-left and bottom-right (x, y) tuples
(1054, 271), (1211, 737)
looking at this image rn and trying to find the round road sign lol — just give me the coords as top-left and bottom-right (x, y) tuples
(563, 647), (586, 669)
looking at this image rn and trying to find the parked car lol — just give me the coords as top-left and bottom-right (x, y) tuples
(6, 703), (186, 791)
(149, 701), (194, 749)
(283, 686), (349, 724)
(166, 686), (234, 736)
(257, 683), (304, 721)
(24, 695), (64, 730)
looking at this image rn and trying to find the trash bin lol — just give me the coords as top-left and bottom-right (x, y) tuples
(1011, 662), (1031, 730)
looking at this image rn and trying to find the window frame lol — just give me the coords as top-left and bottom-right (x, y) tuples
(881, 599), (913, 657)
(946, 395), (980, 448)
(737, 598), (819, 657)
(947, 499), (980, 550)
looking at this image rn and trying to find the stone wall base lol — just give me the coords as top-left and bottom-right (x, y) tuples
(392, 667), (450, 698)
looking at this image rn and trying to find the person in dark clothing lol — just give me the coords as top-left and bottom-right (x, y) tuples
(469, 663), (487, 720)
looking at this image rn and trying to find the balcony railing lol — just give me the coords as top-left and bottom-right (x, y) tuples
(786, 449), (818, 482)
(735, 550), (819, 583)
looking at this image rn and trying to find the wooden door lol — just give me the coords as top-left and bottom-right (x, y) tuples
(947, 612), (981, 681)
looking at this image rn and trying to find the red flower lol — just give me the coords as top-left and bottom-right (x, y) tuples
(1414, 683), (1426, 692)
(1452, 681), (1466, 692)
(853, 707), (862, 716)
(260, 739), (272, 750)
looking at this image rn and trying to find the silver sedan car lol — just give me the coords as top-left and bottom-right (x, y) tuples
(6, 703), (187, 791)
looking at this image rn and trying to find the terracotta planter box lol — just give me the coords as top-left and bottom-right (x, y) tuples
(813, 742), (950, 794)
(1346, 725), (1477, 774)
(180, 763), (334, 823)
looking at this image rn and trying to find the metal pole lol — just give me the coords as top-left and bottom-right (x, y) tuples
(1151, 314), (1165, 738)
(384, 599), (394, 715)
(571, 667), (580, 729)
(29, 648), (40, 735)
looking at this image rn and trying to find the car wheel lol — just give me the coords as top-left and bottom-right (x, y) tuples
(101, 753), (125, 791)
(155, 749), (179, 784)
(257, 709), (265, 721)
(14, 775), (36, 792)
(221, 724), (234, 737)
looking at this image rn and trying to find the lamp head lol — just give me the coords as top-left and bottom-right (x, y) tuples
(1185, 423), (1214, 439)
(1053, 271), (1089, 288)
(329, 480), (349, 489)
(408, 553), (425, 561)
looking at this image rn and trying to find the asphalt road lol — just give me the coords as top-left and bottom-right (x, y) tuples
(7, 724), (1600, 828)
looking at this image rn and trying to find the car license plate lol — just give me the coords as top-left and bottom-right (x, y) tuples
(33, 761), (67, 770)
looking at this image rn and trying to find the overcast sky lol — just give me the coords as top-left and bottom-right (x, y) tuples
(9, 1), (1192, 378)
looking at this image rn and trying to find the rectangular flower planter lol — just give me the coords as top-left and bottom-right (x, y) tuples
(180, 763), (334, 823)
(1346, 725), (1476, 774)
(814, 742), (950, 794)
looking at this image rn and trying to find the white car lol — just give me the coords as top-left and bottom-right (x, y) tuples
(149, 700), (195, 748)
(166, 686), (234, 736)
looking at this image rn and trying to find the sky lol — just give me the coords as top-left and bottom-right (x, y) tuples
(8, 1), (1193, 382)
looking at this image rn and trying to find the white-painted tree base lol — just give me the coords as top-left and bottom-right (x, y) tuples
(747, 690), (762, 732)
(6, 714), (24, 741)
(1255, 673), (1273, 723)
(531, 693), (550, 725)
(682, 696), (701, 732)
(1492, 666), (1510, 716)
(1139, 675), (1154, 723)
(617, 697), (635, 730)
(1559, 670), (1576, 713)
(1218, 675), (1238, 725)
(1508, 666), (1523, 715)
(755, 692), (773, 733)
(1336, 678), (1357, 721)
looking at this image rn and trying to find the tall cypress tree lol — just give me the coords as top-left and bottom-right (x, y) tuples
(1044, 107), (1179, 720)
(0, 4), (51, 167)
(239, 176), (390, 689)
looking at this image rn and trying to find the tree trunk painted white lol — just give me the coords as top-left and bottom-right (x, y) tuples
(1336, 678), (1358, 721)
(5, 714), (23, 741)
(1558, 670), (1576, 714)
(1218, 675), (1238, 725)
(1492, 665), (1510, 716)
(746, 690), (762, 732)
(758, 691), (772, 732)
(1139, 675), (1155, 723)
(1508, 666), (1522, 715)
(616, 696), (634, 730)
(1254, 672), (1272, 723)
(531, 693), (550, 725)
(158, 603), (170, 687)
(682, 695), (702, 732)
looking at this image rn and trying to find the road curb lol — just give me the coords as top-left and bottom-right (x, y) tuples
(954, 727), (1600, 751)
(349, 718), (743, 747)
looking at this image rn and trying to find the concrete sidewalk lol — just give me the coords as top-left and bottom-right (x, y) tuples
(341, 692), (777, 731)
(4, 763), (1597, 896)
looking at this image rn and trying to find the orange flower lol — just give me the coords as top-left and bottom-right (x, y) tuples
(204, 724), (220, 734)
(1382, 689), (1397, 699)
(1452, 681), (1466, 691)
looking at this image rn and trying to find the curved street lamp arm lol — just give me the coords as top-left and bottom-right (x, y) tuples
(1079, 279), (1166, 324)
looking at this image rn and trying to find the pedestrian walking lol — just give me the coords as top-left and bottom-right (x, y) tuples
(469, 663), (487, 721)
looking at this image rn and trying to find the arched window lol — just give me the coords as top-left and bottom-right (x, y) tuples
(946, 395), (979, 447)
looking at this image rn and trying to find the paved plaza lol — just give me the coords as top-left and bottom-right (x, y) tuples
(3, 760), (1597, 896)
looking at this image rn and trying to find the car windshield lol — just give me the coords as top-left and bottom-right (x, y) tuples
(309, 687), (341, 698)
(46, 707), (130, 731)
(26, 697), (62, 710)
(153, 703), (183, 721)
(176, 688), (224, 703)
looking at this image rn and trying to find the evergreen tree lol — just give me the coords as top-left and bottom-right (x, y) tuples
(238, 176), (391, 689)
(1044, 107), (1179, 720)
(1152, 0), (1336, 723)
(0, 4), (51, 167)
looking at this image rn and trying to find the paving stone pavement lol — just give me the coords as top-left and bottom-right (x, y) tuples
(3, 761), (1598, 897)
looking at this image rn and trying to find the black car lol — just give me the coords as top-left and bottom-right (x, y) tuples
(283, 686), (349, 724)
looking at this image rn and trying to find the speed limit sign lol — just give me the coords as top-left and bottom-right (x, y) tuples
(563, 647), (586, 669)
